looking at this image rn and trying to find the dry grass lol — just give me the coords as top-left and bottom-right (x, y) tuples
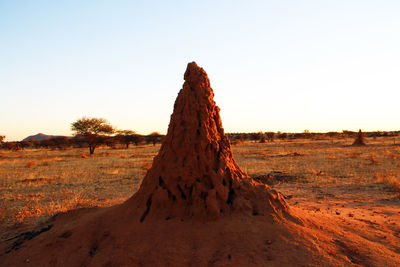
(232, 137), (400, 186)
(0, 136), (399, 231)
(0, 145), (159, 229)
(375, 173), (400, 192)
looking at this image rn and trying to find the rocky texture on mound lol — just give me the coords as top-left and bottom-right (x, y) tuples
(125, 62), (290, 222)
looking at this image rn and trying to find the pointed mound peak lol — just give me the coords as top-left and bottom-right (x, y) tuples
(184, 61), (210, 88)
(127, 62), (290, 222)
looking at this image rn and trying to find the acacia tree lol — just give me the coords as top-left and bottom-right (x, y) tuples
(265, 132), (275, 142)
(116, 130), (136, 148)
(131, 134), (144, 146)
(71, 117), (115, 154)
(146, 132), (163, 146)
(258, 131), (266, 143)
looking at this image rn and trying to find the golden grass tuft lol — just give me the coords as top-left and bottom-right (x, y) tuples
(375, 173), (400, 192)
(14, 206), (44, 223)
(11, 191), (92, 223)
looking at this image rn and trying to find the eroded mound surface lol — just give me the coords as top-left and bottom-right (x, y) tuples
(125, 62), (290, 222)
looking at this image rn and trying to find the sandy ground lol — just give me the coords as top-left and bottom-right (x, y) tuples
(1, 180), (399, 266)
(276, 181), (400, 261)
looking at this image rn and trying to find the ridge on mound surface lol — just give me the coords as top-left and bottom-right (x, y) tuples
(125, 62), (290, 222)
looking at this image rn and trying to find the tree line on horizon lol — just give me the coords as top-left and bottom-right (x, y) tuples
(0, 117), (398, 154)
(0, 117), (164, 155)
(0, 132), (163, 153)
(227, 130), (398, 144)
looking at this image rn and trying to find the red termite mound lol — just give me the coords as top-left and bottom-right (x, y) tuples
(124, 62), (290, 222)
(352, 129), (366, 146)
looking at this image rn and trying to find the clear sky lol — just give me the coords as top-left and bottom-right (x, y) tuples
(1, 1), (399, 141)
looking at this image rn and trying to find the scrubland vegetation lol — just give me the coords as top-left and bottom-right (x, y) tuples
(1, 135), (399, 234)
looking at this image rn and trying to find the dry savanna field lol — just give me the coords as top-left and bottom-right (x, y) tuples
(1, 136), (400, 246)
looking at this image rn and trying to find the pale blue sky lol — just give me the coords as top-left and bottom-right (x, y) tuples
(1, 1), (399, 141)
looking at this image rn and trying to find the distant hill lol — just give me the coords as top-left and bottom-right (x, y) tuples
(22, 133), (70, 142)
